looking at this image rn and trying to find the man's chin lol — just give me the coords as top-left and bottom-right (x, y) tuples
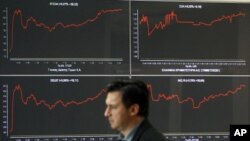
(110, 124), (117, 130)
(110, 125), (115, 129)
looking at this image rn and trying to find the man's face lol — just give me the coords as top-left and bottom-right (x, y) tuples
(104, 91), (131, 132)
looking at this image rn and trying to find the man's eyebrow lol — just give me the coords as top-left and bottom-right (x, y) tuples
(108, 103), (119, 108)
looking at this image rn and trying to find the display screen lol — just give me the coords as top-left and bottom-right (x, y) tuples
(1, 0), (249, 141)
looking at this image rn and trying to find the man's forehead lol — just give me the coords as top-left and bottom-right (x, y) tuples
(106, 91), (122, 104)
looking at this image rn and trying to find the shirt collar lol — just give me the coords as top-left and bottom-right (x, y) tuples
(119, 119), (144, 141)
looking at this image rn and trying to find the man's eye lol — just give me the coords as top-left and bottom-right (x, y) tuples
(111, 106), (117, 109)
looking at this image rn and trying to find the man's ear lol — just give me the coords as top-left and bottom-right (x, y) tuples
(129, 104), (139, 116)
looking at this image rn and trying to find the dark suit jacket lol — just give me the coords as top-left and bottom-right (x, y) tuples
(132, 119), (167, 141)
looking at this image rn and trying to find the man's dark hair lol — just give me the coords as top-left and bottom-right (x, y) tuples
(106, 79), (150, 117)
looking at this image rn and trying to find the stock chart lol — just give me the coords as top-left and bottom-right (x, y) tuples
(1, 76), (249, 141)
(1, 0), (129, 74)
(131, 1), (250, 75)
(1, 0), (250, 141)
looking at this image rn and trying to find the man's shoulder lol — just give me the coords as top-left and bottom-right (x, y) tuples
(133, 119), (167, 141)
(141, 126), (167, 141)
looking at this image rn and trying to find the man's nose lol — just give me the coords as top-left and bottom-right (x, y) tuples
(104, 107), (110, 117)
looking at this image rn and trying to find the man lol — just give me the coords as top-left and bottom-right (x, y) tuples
(104, 79), (167, 141)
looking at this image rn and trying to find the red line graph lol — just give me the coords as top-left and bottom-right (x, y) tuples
(140, 11), (246, 36)
(10, 8), (123, 52)
(9, 84), (107, 133)
(148, 84), (246, 109)
(9, 83), (246, 133)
